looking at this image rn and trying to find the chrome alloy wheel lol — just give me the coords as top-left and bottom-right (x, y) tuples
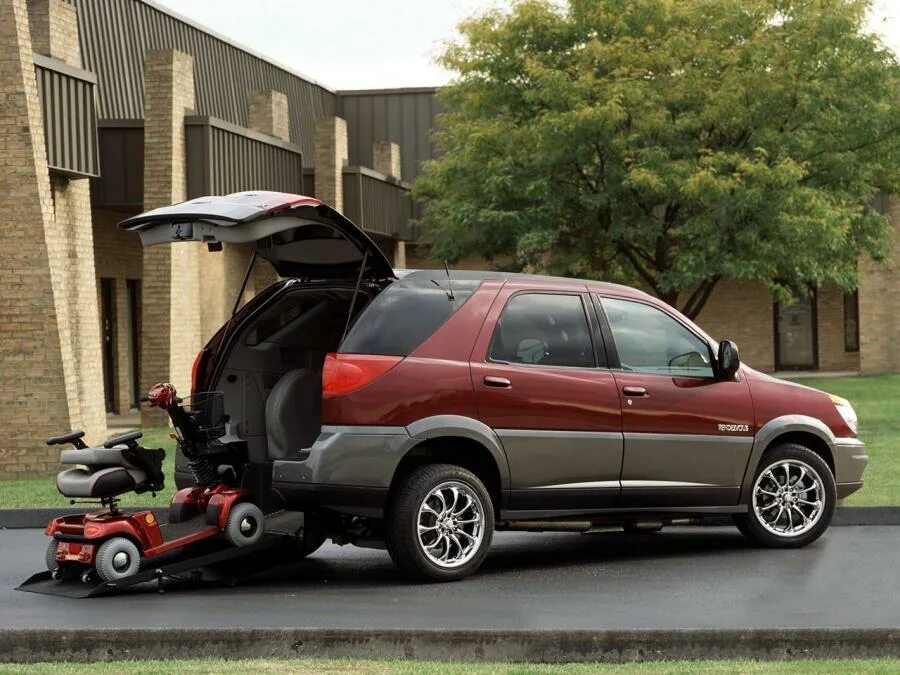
(752, 459), (825, 537)
(417, 481), (485, 568)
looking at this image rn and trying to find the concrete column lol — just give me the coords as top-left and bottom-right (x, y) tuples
(26, 0), (81, 67)
(141, 49), (201, 423)
(0, 0), (105, 475)
(858, 197), (900, 373)
(248, 89), (289, 141)
(314, 116), (348, 211)
(393, 241), (407, 269)
(373, 141), (402, 180)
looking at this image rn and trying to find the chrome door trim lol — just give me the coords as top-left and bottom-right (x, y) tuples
(532, 480), (620, 489)
(621, 479), (714, 488)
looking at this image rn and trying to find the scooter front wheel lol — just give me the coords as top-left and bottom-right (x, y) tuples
(225, 502), (265, 547)
(95, 537), (141, 581)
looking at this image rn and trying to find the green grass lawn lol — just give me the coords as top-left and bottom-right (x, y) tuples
(0, 374), (896, 508)
(790, 374), (900, 506)
(0, 427), (177, 510)
(1, 659), (899, 674)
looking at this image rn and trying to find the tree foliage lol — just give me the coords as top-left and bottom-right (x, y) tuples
(414, 0), (900, 318)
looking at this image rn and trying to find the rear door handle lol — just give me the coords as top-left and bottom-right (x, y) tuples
(484, 376), (511, 388)
(622, 386), (648, 397)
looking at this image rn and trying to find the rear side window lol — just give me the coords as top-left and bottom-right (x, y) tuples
(340, 277), (481, 356)
(489, 293), (596, 368)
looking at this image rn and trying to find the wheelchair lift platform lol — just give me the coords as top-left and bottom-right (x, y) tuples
(17, 511), (305, 598)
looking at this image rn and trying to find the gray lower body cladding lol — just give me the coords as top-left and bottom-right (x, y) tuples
(260, 426), (869, 519)
(272, 425), (409, 517)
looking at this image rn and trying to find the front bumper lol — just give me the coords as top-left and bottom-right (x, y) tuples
(834, 437), (868, 499)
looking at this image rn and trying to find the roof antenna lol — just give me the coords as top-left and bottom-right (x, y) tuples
(443, 261), (455, 300)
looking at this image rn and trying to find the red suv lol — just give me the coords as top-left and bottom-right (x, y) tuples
(122, 192), (868, 581)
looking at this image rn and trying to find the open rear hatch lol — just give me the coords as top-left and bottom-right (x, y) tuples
(118, 191), (395, 280)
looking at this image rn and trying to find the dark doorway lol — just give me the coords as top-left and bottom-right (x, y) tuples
(774, 292), (818, 370)
(100, 278), (117, 413)
(127, 279), (141, 409)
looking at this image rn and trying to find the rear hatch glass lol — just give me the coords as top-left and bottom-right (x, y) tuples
(340, 277), (482, 356)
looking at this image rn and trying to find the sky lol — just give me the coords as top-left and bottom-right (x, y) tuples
(153, 0), (900, 91)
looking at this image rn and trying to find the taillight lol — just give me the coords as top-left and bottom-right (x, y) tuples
(191, 349), (207, 394)
(322, 353), (402, 397)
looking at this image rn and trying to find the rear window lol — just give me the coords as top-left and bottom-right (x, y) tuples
(340, 277), (481, 356)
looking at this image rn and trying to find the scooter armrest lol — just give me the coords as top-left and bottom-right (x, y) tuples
(104, 431), (143, 449)
(47, 430), (86, 448)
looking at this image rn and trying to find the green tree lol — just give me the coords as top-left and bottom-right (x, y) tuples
(414, 0), (900, 318)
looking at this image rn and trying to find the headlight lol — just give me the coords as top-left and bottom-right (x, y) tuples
(829, 394), (858, 435)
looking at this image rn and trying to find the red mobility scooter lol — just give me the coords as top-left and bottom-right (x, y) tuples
(19, 383), (293, 597)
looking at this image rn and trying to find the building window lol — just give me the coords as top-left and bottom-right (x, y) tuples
(844, 291), (859, 353)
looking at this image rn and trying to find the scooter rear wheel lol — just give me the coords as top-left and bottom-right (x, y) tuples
(45, 539), (59, 571)
(95, 537), (141, 581)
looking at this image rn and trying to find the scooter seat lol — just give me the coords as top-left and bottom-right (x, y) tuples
(57, 466), (147, 498)
(59, 447), (142, 470)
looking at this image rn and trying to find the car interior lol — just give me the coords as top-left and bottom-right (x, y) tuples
(211, 286), (375, 464)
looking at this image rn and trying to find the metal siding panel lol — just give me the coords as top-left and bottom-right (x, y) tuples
(35, 61), (100, 177)
(73, 0), (337, 161)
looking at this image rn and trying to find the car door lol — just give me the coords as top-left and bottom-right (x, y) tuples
(595, 294), (754, 507)
(471, 284), (623, 511)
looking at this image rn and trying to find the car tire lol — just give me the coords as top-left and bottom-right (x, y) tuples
(95, 537), (141, 581)
(297, 514), (327, 558)
(225, 502), (265, 547)
(734, 442), (836, 548)
(45, 539), (60, 571)
(386, 463), (494, 582)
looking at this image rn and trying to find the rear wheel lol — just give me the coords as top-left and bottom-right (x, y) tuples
(95, 537), (141, 581)
(45, 539), (59, 571)
(734, 443), (835, 548)
(386, 464), (494, 582)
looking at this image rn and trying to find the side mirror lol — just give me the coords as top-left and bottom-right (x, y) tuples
(717, 339), (740, 380)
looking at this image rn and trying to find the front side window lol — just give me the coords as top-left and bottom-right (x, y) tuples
(489, 293), (596, 368)
(601, 297), (714, 377)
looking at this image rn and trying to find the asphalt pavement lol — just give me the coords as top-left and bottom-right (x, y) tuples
(1, 525), (898, 631)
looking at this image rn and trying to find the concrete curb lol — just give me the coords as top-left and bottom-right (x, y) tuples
(0, 627), (898, 663)
(1, 506), (898, 529)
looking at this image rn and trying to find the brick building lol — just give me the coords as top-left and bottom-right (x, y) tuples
(0, 0), (898, 477)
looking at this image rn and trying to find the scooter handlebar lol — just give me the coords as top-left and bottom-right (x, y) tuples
(146, 382), (179, 411)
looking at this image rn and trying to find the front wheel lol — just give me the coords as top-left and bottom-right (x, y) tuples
(386, 464), (494, 582)
(225, 502), (265, 547)
(734, 443), (835, 548)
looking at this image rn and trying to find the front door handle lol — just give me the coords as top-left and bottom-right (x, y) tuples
(484, 376), (511, 388)
(622, 386), (648, 397)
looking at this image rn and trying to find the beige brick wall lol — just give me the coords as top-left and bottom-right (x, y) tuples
(0, 0), (105, 476)
(47, 175), (108, 439)
(373, 141), (401, 180)
(247, 89), (289, 141)
(314, 116), (348, 211)
(859, 197), (900, 373)
(140, 48), (201, 422)
(26, 0), (80, 67)
(817, 285), (860, 372)
(690, 281), (775, 372)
